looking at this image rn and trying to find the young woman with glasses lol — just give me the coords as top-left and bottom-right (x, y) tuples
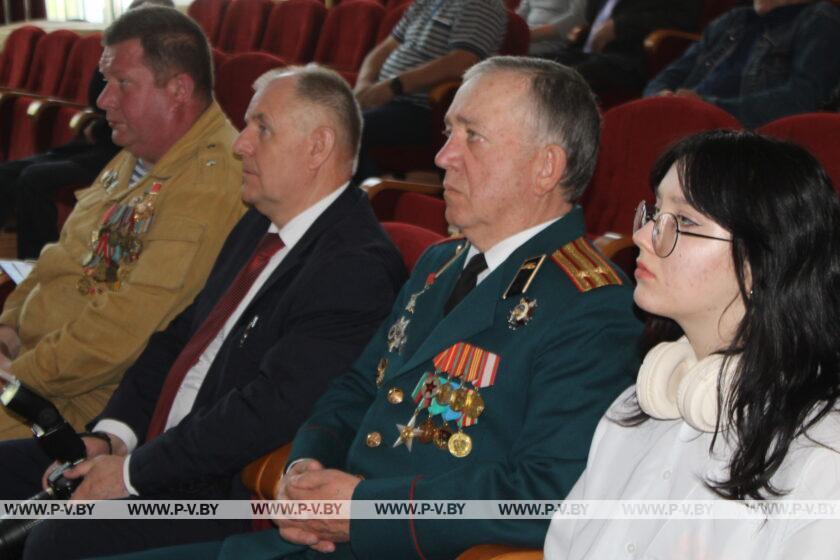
(545, 129), (840, 559)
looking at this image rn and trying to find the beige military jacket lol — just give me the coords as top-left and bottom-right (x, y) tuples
(0, 101), (246, 439)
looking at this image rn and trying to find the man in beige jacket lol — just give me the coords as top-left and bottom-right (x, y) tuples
(0, 6), (245, 439)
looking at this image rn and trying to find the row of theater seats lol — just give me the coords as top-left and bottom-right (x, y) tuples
(188, 0), (522, 56)
(0, 1), (531, 165)
(191, 0), (411, 83)
(0, 27), (101, 162)
(366, 100), (840, 287)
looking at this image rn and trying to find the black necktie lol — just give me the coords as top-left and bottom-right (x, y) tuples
(444, 253), (488, 316)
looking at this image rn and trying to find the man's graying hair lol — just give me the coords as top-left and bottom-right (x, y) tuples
(104, 5), (213, 101)
(254, 65), (363, 165)
(463, 56), (601, 201)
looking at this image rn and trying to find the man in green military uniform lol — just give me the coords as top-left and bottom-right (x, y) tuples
(0, 7), (245, 439)
(108, 56), (641, 560)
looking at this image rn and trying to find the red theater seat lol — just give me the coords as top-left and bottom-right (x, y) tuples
(758, 113), (840, 192)
(367, 180), (448, 236)
(260, 0), (326, 64)
(501, 10), (529, 56)
(0, 30), (79, 161)
(0, 25), (44, 89)
(216, 0), (273, 54)
(18, 33), (103, 154)
(187, 0), (229, 47)
(376, 0), (409, 43)
(381, 221), (445, 272)
(314, 0), (385, 85)
(215, 52), (286, 130)
(582, 96), (741, 237)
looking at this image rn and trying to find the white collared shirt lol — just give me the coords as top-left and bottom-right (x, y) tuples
(94, 183), (349, 494)
(463, 217), (560, 284)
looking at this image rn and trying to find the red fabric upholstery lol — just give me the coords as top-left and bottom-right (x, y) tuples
(215, 52), (286, 130)
(260, 0), (326, 64)
(25, 33), (103, 153)
(216, 0), (273, 54)
(381, 221), (445, 272)
(2, 30), (79, 161)
(501, 10), (529, 56)
(211, 47), (229, 80)
(582, 96), (741, 236)
(376, 1), (410, 43)
(22, 30), (80, 96)
(314, 0), (385, 85)
(505, 0), (522, 9)
(187, 0), (229, 46)
(371, 190), (448, 236)
(758, 113), (840, 192)
(0, 25), (44, 88)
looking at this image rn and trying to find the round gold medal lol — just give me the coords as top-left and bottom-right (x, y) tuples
(447, 432), (472, 458)
(433, 426), (452, 449)
(435, 383), (453, 406)
(463, 391), (485, 419)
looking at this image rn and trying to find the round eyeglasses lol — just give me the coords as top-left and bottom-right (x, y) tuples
(633, 200), (732, 258)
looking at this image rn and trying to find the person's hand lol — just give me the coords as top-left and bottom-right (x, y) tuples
(274, 460), (335, 552)
(282, 469), (360, 544)
(588, 18), (616, 53)
(41, 434), (126, 490)
(0, 325), (21, 361)
(674, 88), (703, 101)
(356, 80), (395, 110)
(64, 455), (129, 500)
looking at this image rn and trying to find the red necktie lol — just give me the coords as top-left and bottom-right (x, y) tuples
(146, 232), (285, 440)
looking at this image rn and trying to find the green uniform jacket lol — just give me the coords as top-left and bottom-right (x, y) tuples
(0, 102), (246, 439)
(209, 207), (641, 560)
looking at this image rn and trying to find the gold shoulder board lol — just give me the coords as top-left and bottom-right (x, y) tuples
(551, 237), (623, 292)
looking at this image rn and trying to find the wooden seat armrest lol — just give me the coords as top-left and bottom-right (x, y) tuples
(362, 178), (443, 199)
(241, 443), (292, 500)
(26, 98), (87, 120)
(456, 544), (543, 559)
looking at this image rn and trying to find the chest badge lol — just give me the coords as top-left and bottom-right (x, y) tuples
(508, 297), (538, 330)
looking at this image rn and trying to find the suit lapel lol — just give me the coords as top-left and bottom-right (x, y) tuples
(244, 186), (362, 308)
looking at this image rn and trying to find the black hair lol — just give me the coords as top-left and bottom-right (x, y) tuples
(625, 129), (840, 500)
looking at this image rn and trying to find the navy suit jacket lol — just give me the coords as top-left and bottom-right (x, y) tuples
(98, 186), (407, 499)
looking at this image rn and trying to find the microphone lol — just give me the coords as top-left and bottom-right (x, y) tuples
(0, 369), (87, 557)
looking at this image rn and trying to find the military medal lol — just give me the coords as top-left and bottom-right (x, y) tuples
(376, 358), (388, 386)
(78, 182), (163, 295)
(393, 416), (422, 451)
(508, 297), (537, 330)
(386, 243), (469, 358)
(502, 255), (546, 330)
(433, 424), (453, 449)
(447, 431), (472, 458)
(386, 316), (410, 353)
(101, 169), (119, 192)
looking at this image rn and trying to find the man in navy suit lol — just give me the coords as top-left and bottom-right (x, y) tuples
(0, 64), (406, 560)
